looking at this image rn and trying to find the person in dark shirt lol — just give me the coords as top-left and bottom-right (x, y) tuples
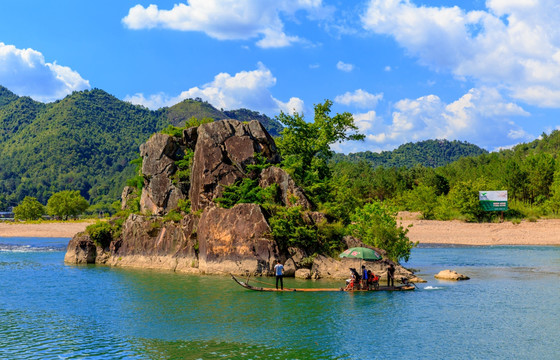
(387, 263), (395, 287)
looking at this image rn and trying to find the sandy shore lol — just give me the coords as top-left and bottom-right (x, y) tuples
(1, 215), (559, 245)
(399, 212), (560, 246)
(0, 221), (94, 238)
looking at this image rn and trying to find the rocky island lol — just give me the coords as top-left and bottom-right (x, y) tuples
(65, 119), (419, 281)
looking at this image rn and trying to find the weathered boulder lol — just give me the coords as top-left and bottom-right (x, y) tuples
(435, 270), (470, 281)
(109, 213), (199, 273)
(189, 120), (280, 211)
(139, 133), (186, 215)
(197, 203), (278, 275)
(295, 269), (312, 279)
(64, 233), (97, 264)
(259, 166), (312, 210)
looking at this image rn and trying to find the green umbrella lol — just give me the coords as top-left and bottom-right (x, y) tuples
(339, 247), (382, 261)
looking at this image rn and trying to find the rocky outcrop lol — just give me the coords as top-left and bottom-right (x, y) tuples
(435, 270), (470, 281)
(64, 119), (416, 280)
(64, 233), (98, 264)
(189, 120), (280, 211)
(198, 203), (278, 275)
(140, 133), (186, 215)
(259, 166), (312, 209)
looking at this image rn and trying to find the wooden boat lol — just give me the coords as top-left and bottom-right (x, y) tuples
(231, 274), (415, 292)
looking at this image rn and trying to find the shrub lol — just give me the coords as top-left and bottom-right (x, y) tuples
(86, 222), (113, 248)
(13, 196), (45, 221)
(348, 201), (416, 262)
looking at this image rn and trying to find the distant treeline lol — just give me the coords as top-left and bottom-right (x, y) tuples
(330, 130), (560, 221)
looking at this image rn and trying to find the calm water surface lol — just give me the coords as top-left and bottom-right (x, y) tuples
(0, 238), (558, 359)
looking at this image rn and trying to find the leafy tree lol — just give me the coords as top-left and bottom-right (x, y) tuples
(403, 184), (438, 219)
(46, 190), (89, 219)
(13, 196), (45, 220)
(276, 100), (364, 203)
(545, 169), (560, 215)
(449, 179), (489, 222)
(524, 153), (555, 204)
(268, 205), (318, 253)
(348, 201), (416, 262)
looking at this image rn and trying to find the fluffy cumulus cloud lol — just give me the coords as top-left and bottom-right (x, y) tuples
(0, 43), (90, 102)
(362, 0), (560, 107)
(122, 0), (331, 48)
(335, 89), (383, 108)
(336, 61), (354, 72)
(339, 87), (531, 152)
(125, 62), (303, 115)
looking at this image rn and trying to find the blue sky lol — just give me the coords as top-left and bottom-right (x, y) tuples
(1, 0), (559, 153)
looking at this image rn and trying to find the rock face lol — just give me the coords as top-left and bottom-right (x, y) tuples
(65, 120), (300, 276)
(140, 133), (186, 215)
(434, 269), (470, 281)
(259, 166), (312, 209)
(64, 233), (98, 264)
(198, 203), (277, 275)
(189, 120), (280, 211)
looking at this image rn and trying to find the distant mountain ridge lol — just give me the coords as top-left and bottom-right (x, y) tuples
(332, 139), (488, 168)
(0, 86), (283, 210)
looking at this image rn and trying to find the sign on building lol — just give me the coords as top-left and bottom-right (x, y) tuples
(479, 191), (508, 211)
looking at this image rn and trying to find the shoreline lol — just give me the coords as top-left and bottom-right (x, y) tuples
(0, 220), (94, 238)
(1, 216), (559, 246)
(399, 212), (560, 246)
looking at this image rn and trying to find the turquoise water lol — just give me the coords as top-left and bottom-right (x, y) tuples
(0, 238), (558, 359)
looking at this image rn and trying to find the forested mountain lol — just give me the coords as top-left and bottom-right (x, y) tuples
(0, 86), (283, 211)
(165, 98), (282, 137)
(0, 88), (166, 209)
(332, 139), (487, 168)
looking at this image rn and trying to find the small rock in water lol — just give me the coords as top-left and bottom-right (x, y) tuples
(434, 269), (470, 281)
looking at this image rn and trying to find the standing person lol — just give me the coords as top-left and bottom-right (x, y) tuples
(387, 263), (395, 288)
(274, 260), (284, 290)
(361, 265), (368, 290)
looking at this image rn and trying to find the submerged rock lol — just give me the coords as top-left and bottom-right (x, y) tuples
(434, 269), (470, 281)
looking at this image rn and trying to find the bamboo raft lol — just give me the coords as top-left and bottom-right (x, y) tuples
(231, 274), (415, 292)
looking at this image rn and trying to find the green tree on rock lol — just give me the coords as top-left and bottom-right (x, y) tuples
(276, 100), (364, 203)
(348, 201), (416, 262)
(13, 196), (45, 220)
(46, 190), (89, 220)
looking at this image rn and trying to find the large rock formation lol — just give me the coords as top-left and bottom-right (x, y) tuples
(66, 120), (289, 276)
(64, 119), (421, 281)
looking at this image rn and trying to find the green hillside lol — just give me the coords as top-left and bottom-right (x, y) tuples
(165, 98), (283, 137)
(0, 86), (284, 211)
(332, 139), (488, 168)
(0, 88), (165, 209)
(165, 98), (225, 126)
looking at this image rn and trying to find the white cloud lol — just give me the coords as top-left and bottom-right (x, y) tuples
(0, 42), (90, 102)
(336, 61), (354, 72)
(335, 89), (383, 108)
(122, 0), (331, 48)
(362, 0), (560, 107)
(125, 63), (303, 115)
(338, 87), (532, 152)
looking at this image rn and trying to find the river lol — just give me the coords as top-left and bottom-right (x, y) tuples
(0, 237), (558, 359)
